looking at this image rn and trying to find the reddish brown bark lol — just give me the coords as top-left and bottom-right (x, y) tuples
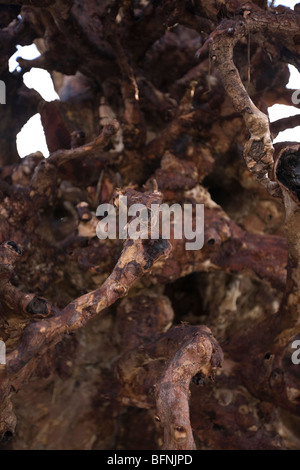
(1, 0), (300, 450)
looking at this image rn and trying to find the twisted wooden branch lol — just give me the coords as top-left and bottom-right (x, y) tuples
(198, 3), (300, 415)
(0, 189), (171, 442)
(155, 326), (223, 450)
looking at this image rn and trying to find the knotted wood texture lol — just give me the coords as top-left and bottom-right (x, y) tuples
(1, 0), (300, 450)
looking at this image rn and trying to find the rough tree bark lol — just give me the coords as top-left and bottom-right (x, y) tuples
(1, 0), (300, 450)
